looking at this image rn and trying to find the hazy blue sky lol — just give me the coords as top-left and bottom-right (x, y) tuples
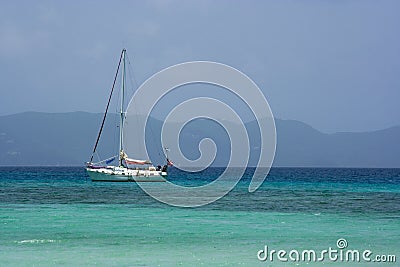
(0, 0), (399, 133)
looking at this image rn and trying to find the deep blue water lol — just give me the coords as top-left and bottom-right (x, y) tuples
(1, 167), (399, 214)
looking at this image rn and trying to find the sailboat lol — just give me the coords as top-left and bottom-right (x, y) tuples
(86, 49), (170, 182)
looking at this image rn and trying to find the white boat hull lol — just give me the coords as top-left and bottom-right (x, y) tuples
(86, 167), (167, 182)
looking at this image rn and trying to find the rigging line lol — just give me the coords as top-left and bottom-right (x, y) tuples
(127, 53), (165, 162)
(125, 52), (139, 92)
(126, 52), (141, 154)
(113, 75), (122, 159)
(128, 81), (163, 161)
(90, 49), (124, 162)
(125, 51), (164, 162)
(95, 151), (101, 162)
(125, 52), (145, 159)
(112, 113), (119, 163)
(146, 113), (165, 162)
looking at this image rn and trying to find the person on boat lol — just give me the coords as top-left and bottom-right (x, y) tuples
(162, 165), (168, 172)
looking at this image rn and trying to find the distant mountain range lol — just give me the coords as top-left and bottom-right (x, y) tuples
(0, 111), (399, 167)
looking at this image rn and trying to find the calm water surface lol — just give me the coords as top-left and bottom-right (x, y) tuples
(0, 167), (399, 266)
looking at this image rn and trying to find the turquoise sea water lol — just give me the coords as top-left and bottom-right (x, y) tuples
(0, 167), (399, 266)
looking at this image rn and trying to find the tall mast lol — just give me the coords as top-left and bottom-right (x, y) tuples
(119, 49), (126, 166)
